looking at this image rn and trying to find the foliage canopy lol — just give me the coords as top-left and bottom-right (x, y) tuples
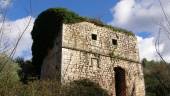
(142, 58), (170, 96)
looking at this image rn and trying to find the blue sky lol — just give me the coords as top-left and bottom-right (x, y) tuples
(1, 0), (170, 62)
(7, 0), (117, 23)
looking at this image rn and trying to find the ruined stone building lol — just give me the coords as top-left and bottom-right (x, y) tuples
(31, 8), (145, 96)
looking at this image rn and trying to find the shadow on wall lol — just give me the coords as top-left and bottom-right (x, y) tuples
(62, 79), (110, 96)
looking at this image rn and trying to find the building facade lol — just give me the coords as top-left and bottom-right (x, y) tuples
(41, 21), (145, 96)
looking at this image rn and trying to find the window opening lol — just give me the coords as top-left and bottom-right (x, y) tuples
(92, 34), (97, 40)
(112, 39), (117, 45)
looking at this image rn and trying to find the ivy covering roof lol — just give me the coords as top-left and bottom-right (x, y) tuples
(44, 8), (134, 36)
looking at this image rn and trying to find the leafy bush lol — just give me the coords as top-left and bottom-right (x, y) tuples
(0, 55), (20, 86)
(0, 55), (20, 95)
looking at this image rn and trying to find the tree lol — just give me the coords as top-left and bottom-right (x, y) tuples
(143, 59), (170, 96)
(15, 57), (36, 83)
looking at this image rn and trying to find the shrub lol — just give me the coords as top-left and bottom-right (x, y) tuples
(0, 55), (20, 86)
(0, 55), (20, 95)
(61, 79), (109, 96)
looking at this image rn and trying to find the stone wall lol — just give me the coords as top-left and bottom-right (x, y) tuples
(41, 21), (145, 96)
(61, 48), (145, 95)
(61, 22), (145, 96)
(62, 22), (139, 62)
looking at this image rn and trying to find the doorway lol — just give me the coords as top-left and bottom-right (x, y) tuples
(114, 67), (126, 96)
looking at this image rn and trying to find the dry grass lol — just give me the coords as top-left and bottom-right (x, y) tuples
(0, 79), (109, 96)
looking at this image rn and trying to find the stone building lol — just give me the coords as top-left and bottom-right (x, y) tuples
(33, 8), (145, 96)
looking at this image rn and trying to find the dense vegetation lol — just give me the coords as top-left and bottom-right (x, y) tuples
(15, 57), (36, 83)
(31, 8), (134, 77)
(142, 58), (170, 96)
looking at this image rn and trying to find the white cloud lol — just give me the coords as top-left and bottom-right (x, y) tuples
(113, 0), (135, 24)
(110, 0), (164, 33)
(110, 0), (170, 62)
(0, 16), (34, 60)
(0, 0), (11, 9)
(137, 36), (165, 61)
(0, 0), (12, 22)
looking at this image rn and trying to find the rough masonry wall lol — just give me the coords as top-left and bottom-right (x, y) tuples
(41, 26), (62, 80)
(61, 48), (145, 95)
(61, 22), (145, 96)
(62, 22), (139, 62)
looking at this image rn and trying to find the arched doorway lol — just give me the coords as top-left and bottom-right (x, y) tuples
(114, 67), (126, 96)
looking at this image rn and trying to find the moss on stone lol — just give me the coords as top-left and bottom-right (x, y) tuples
(38, 8), (134, 36)
(83, 18), (134, 36)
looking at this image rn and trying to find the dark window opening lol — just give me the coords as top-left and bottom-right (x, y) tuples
(92, 34), (97, 40)
(112, 39), (117, 45)
(114, 67), (126, 96)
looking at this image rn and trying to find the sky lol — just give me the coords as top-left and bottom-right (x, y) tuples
(0, 0), (170, 62)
